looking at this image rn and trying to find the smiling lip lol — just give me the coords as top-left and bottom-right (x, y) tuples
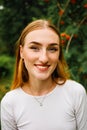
(35, 64), (50, 71)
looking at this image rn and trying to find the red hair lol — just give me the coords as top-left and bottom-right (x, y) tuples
(11, 19), (70, 90)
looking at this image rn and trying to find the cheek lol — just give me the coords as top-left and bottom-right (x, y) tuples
(50, 54), (59, 64)
(23, 54), (35, 71)
(23, 53), (38, 70)
(23, 52), (36, 61)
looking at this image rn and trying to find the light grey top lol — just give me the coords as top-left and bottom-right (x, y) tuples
(1, 80), (87, 130)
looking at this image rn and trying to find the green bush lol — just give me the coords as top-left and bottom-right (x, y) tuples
(0, 55), (15, 101)
(0, 55), (15, 78)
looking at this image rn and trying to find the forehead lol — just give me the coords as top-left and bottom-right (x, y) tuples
(24, 28), (60, 45)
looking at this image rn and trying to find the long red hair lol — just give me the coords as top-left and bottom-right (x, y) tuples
(11, 19), (70, 90)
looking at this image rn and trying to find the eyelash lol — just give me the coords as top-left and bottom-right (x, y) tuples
(48, 48), (58, 52)
(29, 46), (58, 52)
(29, 46), (39, 51)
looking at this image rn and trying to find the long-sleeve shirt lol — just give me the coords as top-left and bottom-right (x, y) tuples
(1, 80), (87, 130)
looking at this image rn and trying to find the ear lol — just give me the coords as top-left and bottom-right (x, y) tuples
(20, 45), (24, 59)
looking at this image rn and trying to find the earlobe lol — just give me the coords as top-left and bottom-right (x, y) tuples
(20, 45), (24, 59)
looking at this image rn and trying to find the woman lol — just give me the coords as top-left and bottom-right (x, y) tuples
(1, 19), (87, 130)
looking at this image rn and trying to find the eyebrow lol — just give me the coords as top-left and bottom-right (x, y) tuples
(29, 41), (59, 46)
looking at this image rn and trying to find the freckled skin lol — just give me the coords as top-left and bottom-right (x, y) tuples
(20, 28), (60, 82)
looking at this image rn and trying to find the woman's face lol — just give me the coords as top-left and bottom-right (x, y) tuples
(20, 28), (60, 81)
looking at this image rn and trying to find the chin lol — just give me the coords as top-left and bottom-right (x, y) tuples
(35, 74), (51, 81)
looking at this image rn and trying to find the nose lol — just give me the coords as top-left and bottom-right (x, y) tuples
(39, 49), (48, 63)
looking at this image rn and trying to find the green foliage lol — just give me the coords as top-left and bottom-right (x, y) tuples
(0, 55), (15, 102)
(0, 55), (15, 78)
(0, 0), (53, 55)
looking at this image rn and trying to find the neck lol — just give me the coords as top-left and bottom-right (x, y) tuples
(23, 78), (56, 96)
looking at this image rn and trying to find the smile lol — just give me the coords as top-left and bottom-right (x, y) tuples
(35, 64), (50, 71)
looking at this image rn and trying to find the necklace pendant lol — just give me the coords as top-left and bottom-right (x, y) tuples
(40, 103), (43, 106)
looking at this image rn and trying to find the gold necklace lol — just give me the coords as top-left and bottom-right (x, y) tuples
(30, 88), (47, 106)
(33, 94), (47, 106)
(29, 83), (55, 106)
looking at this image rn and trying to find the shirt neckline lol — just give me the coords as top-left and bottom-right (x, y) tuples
(19, 84), (58, 98)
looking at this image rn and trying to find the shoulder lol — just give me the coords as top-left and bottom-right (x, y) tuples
(1, 87), (21, 106)
(62, 80), (87, 98)
(65, 79), (86, 93)
(59, 80), (87, 107)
